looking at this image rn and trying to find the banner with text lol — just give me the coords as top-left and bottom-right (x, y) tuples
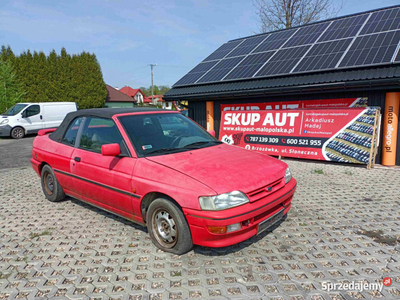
(220, 107), (379, 164)
(221, 97), (368, 112)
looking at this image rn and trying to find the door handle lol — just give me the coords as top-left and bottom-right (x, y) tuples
(74, 157), (81, 162)
(40, 115), (43, 120)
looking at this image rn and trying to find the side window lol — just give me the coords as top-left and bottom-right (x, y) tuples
(62, 118), (83, 146)
(25, 105), (40, 117)
(79, 117), (124, 153)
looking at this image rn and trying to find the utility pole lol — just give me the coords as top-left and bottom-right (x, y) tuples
(150, 64), (157, 104)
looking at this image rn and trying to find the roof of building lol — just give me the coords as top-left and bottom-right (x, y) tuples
(119, 86), (144, 98)
(144, 95), (165, 103)
(164, 5), (400, 100)
(164, 65), (400, 100)
(143, 97), (153, 103)
(106, 85), (137, 103)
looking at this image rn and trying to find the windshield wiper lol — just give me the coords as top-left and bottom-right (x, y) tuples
(183, 140), (223, 148)
(145, 141), (223, 156)
(145, 148), (185, 156)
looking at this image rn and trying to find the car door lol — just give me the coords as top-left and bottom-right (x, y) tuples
(20, 104), (43, 133)
(51, 117), (84, 193)
(70, 117), (137, 217)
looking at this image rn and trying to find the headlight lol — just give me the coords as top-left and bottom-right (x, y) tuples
(0, 119), (9, 126)
(285, 168), (292, 184)
(199, 191), (249, 211)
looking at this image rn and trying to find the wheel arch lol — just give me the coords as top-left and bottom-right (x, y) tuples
(140, 192), (183, 224)
(38, 161), (50, 176)
(11, 125), (26, 138)
(12, 125), (26, 133)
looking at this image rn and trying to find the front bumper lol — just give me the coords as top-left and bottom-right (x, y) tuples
(0, 125), (12, 137)
(183, 178), (296, 247)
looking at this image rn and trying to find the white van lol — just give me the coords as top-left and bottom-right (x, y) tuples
(0, 102), (77, 139)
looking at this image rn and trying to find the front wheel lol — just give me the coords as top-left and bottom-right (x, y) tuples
(41, 165), (65, 202)
(146, 198), (193, 254)
(11, 127), (25, 139)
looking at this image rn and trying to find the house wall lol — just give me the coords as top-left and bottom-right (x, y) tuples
(162, 102), (173, 110)
(188, 89), (400, 165)
(135, 93), (143, 103)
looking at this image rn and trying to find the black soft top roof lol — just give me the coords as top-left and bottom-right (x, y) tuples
(49, 108), (170, 143)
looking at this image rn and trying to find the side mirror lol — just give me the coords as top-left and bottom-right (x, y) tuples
(101, 143), (121, 156)
(21, 111), (27, 118)
(207, 130), (215, 137)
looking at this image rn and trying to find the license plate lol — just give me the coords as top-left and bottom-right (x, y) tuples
(257, 208), (284, 234)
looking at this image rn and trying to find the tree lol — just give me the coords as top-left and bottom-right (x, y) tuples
(69, 52), (107, 109)
(1, 45), (16, 62)
(139, 85), (170, 97)
(0, 58), (25, 113)
(0, 45), (107, 109)
(254, 0), (342, 32)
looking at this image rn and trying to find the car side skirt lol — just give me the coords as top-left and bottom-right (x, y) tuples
(54, 169), (141, 199)
(64, 189), (145, 225)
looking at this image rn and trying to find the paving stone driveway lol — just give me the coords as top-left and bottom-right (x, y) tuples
(0, 161), (399, 300)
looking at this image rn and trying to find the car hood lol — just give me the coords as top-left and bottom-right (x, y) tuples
(146, 144), (287, 195)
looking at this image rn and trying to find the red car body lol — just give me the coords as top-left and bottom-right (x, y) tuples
(31, 108), (296, 250)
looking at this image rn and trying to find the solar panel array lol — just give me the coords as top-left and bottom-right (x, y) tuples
(174, 6), (400, 86)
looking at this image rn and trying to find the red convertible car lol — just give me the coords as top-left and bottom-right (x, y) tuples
(31, 108), (296, 254)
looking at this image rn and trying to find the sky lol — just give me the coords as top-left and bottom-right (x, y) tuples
(1, 0), (399, 89)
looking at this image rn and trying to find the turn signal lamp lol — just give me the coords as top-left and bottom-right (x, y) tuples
(207, 226), (227, 234)
(207, 223), (241, 234)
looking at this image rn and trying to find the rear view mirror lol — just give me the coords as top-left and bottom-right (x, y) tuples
(101, 143), (121, 156)
(207, 130), (215, 137)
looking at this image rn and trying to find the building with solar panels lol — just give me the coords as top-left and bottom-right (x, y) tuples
(164, 5), (400, 166)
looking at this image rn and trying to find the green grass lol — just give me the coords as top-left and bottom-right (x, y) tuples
(171, 271), (181, 277)
(30, 230), (52, 239)
(313, 169), (324, 175)
(344, 170), (353, 176)
(15, 272), (28, 279)
(0, 272), (10, 279)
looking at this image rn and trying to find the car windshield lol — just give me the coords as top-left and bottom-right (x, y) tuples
(2, 104), (28, 116)
(119, 113), (221, 156)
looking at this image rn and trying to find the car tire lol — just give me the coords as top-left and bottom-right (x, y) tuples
(41, 165), (65, 202)
(146, 198), (193, 254)
(11, 127), (25, 139)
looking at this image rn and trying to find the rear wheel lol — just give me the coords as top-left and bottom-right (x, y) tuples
(41, 165), (65, 202)
(146, 198), (193, 254)
(11, 127), (25, 139)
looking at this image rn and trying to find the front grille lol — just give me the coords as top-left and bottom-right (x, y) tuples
(247, 177), (284, 202)
(254, 196), (292, 222)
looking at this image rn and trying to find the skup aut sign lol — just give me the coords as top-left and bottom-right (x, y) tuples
(219, 107), (380, 165)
